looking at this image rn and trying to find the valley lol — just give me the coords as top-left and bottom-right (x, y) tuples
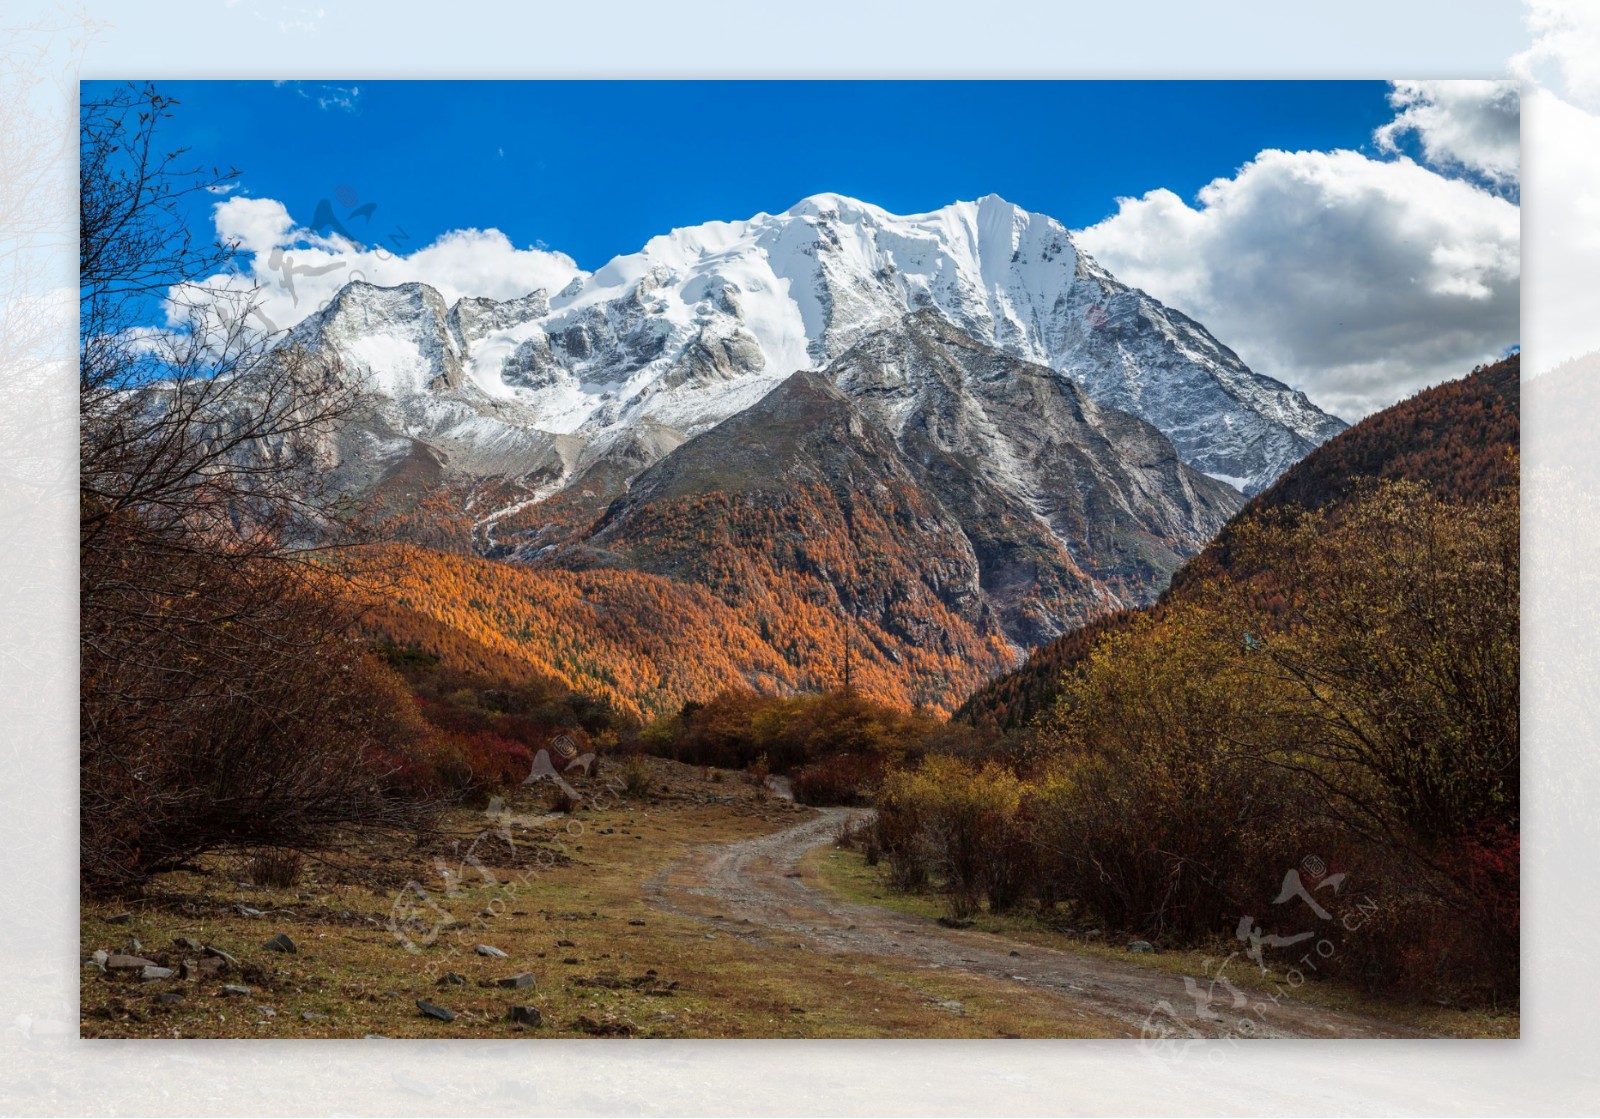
(82, 759), (1507, 1040)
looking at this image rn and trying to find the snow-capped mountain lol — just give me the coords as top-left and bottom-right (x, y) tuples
(289, 192), (1345, 499)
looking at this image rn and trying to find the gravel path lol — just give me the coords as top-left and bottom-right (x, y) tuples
(646, 806), (1429, 1039)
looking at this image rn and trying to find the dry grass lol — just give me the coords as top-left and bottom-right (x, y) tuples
(805, 843), (1520, 1039)
(79, 758), (1112, 1039)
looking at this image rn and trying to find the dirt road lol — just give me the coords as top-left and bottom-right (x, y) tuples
(647, 806), (1427, 1039)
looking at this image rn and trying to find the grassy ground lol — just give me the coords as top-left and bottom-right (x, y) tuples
(79, 759), (1121, 1039)
(804, 842), (1520, 1039)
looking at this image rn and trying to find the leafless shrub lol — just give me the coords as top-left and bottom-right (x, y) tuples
(248, 848), (305, 889)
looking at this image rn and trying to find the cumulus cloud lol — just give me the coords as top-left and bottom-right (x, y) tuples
(1515, 0), (1600, 112)
(1376, 80), (1521, 196)
(213, 196), (296, 256)
(1077, 148), (1519, 421)
(1515, 1), (1600, 373)
(177, 196), (585, 336)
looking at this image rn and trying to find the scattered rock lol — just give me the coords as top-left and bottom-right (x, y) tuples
(1084, 929), (1103, 939)
(936, 999), (965, 1014)
(1009, 950), (1022, 957)
(193, 957), (226, 977)
(105, 954), (158, 971)
(474, 944), (508, 958)
(90, 949), (109, 969)
(153, 992), (185, 1006)
(1127, 940), (1155, 953)
(262, 933), (297, 954)
(105, 912), (132, 925)
(555, 939), (575, 948)
(561, 957), (580, 966)
(362, 1033), (390, 1039)
(936, 917), (974, 929)
(416, 999), (455, 1022)
(220, 984), (253, 997)
(495, 973), (537, 989)
(203, 945), (239, 965)
(628, 920), (646, 927)
(436, 972), (468, 987)
(233, 904), (265, 918)
(507, 1006), (543, 1027)
(301, 1011), (328, 1021)
(140, 965), (175, 981)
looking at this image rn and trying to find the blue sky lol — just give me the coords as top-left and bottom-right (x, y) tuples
(89, 79), (1399, 271)
(86, 79), (1518, 419)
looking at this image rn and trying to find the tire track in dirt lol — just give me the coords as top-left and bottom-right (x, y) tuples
(645, 806), (1429, 1039)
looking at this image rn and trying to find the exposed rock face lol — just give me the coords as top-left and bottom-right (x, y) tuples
(284, 194), (1344, 499)
(575, 315), (1243, 650)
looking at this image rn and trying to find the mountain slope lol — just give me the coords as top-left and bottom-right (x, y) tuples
(555, 370), (1022, 710)
(956, 354), (1520, 730)
(287, 193), (1346, 499)
(545, 311), (1241, 648)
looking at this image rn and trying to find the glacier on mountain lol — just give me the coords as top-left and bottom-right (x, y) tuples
(286, 192), (1346, 496)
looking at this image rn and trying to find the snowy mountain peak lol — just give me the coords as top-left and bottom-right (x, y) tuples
(287, 194), (1345, 495)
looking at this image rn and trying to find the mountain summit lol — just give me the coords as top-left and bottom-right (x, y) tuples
(293, 193), (1344, 499)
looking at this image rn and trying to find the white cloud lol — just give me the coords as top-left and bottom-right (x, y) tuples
(213, 196), (296, 256)
(1515, 0), (1600, 112)
(1076, 148), (1519, 421)
(1376, 79), (1521, 195)
(315, 84), (360, 113)
(1515, 0), (1600, 374)
(178, 196), (585, 337)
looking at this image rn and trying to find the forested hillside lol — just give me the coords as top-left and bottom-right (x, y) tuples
(957, 355), (1520, 731)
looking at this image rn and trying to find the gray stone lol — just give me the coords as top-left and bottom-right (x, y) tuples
(262, 933), (297, 954)
(173, 936), (205, 952)
(154, 992), (185, 1005)
(220, 984), (253, 997)
(302, 1011), (328, 1021)
(474, 944), (508, 958)
(416, 999), (455, 1022)
(1127, 940), (1155, 953)
(140, 965), (175, 980)
(495, 973), (536, 989)
(436, 972), (468, 987)
(105, 954), (157, 970)
(234, 904), (265, 917)
(203, 945), (239, 965)
(507, 1006), (542, 1027)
